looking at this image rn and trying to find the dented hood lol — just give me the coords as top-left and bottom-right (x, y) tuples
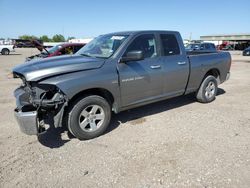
(12, 55), (105, 81)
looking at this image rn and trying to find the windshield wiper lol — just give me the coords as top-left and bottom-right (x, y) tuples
(80, 53), (93, 57)
(80, 53), (107, 59)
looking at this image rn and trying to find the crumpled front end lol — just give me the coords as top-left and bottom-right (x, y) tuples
(13, 73), (68, 135)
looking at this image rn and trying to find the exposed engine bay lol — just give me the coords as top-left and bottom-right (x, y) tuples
(14, 72), (68, 135)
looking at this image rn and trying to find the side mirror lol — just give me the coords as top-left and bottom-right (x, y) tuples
(120, 50), (143, 63)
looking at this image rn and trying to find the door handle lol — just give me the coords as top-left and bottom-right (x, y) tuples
(177, 61), (187, 65)
(150, 65), (161, 69)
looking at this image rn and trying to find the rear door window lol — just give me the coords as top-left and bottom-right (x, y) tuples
(160, 34), (180, 56)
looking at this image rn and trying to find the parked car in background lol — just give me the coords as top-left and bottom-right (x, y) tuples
(16, 42), (34, 48)
(217, 42), (235, 51)
(243, 47), (250, 56)
(12, 30), (231, 140)
(185, 42), (217, 53)
(0, 44), (15, 55)
(222, 45), (234, 51)
(26, 41), (86, 61)
(15, 39), (43, 48)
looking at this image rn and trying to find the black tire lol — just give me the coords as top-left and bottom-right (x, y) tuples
(196, 75), (218, 103)
(1, 48), (10, 55)
(67, 95), (111, 140)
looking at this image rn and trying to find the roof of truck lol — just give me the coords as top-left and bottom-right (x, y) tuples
(107, 30), (179, 36)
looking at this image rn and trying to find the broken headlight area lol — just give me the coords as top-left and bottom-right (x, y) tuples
(29, 83), (68, 129)
(29, 83), (66, 108)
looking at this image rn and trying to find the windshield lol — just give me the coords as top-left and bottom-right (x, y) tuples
(76, 34), (129, 58)
(45, 45), (63, 54)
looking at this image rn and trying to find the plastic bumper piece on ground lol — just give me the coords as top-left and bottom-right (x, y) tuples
(226, 72), (230, 81)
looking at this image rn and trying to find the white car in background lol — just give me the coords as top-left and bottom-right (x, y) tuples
(0, 45), (15, 55)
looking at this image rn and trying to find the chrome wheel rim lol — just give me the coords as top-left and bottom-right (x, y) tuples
(205, 81), (216, 99)
(79, 105), (105, 132)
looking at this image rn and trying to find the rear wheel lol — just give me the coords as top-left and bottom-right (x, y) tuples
(1, 48), (10, 55)
(196, 75), (218, 103)
(67, 95), (111, 140)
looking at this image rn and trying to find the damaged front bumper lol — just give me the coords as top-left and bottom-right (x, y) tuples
(14, 108), (38, 135)
(14, 87), (39, 135)
(14, 84), (67, 136)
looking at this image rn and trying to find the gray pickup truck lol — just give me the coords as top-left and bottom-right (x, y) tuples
(12, 30), (231, 140)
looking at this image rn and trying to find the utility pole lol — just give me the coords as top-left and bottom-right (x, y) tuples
(189, 32), (192, 42)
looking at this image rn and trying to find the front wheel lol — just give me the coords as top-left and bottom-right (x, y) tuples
(67, 95), (111, 140)
(196, 75), (218, 103)
(1, 48), (10, 55)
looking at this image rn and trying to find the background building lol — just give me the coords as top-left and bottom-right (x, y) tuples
(200, 34), (250, 50)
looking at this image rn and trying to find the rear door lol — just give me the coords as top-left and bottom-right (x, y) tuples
(158, 33), (189, 97)
(118, 33), (163, 106)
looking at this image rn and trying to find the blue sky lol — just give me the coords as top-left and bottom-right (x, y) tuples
(0, 0), (250, 39)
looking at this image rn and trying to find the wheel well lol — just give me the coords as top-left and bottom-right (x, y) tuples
(1, 48), (9, 52)
(69, 88), (114, 106)
(205, 68), (220, 82)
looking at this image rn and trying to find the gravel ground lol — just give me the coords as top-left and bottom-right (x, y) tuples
(0, 48), (250, 188)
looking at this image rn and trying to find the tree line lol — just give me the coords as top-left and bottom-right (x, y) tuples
(18, 34), (75, 42)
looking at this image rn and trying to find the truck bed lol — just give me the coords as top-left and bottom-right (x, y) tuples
(186, 51), (218, 56)
(185, 51), (231, 94)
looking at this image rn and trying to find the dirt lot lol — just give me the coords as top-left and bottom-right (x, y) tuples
(0, 48), (250, 188)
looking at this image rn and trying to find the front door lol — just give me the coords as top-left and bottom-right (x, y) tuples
(118, 34), (163, 106)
